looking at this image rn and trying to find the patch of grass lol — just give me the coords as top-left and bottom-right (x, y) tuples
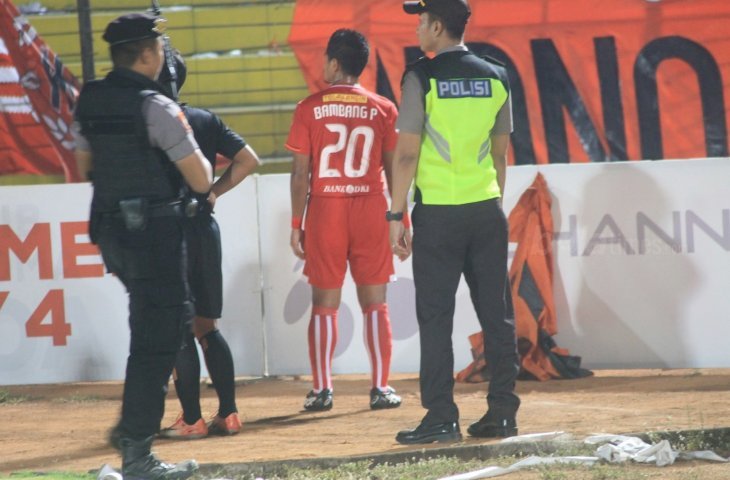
(3, 472), (93, 479)
(217, 457), (515, 480)
(52, 394), (102, 404)
(205, 456), (690, 480)
(0, 389), (31, 405)
(536, 467), (570, 480)
(532, 462), (647, 480)
(645, 427), (730, 454)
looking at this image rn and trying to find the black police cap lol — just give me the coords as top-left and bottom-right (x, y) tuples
(103, 12), (166, 47)
(403, 0), (471, 22)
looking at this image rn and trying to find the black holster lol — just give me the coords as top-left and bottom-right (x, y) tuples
(119, 198), (148, 231)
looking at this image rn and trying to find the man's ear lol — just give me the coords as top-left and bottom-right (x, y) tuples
(329, 56), (341, 74)
(138, 46), (152, 65)
(431, 18), (444, 37)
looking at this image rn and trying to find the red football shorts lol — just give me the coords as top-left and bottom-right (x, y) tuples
(303, 194), (394, 289)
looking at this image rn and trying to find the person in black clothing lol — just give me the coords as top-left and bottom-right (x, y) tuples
(389, 0), (521, 444)
(73, 13), (212, 479)
(155, 52), (261, 439)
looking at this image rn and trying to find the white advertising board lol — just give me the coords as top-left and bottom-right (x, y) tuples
(257, 174), (425, 375)
(504, 159), (730, 369)
(207, 179), (264, 375)
(256, 158), (730, 374)
(1, 158), (728, 385)
(0, 183), (129, 384)
(0, 180), (262, 385)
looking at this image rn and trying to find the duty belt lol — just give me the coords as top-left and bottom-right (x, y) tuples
(102, 200), (183, 218)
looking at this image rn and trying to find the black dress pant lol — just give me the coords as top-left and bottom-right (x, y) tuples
(96, 215), (193, 440)
(412, 198), (520, 425)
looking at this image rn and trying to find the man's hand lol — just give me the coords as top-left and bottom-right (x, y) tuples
(207, 190), (217, 210)
(290, 228), (305, 259)
(389, 221), (412, 261)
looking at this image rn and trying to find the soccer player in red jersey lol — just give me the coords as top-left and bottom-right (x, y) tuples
(287, 29), (405, 411)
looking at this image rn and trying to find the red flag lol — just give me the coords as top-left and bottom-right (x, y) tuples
(0, 0), (80, 181)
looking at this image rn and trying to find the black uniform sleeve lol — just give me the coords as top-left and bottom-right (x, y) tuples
(214, 114), (246, 159)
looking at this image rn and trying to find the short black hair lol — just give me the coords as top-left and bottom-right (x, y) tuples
(325, 29), (369, 77)
(427, 11), (467, 40)
(110, 37), (159, 69)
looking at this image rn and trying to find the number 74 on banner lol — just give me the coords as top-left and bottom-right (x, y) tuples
(0, 290), (71, 346)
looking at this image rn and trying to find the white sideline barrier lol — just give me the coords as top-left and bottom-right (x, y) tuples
(0, 158), (728, 384)
(208, 180), (264, 376)
(258, 174), (422, 375)
(0, 181), (262, 384)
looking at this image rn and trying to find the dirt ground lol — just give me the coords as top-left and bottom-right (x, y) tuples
(1, 369), (729, 477)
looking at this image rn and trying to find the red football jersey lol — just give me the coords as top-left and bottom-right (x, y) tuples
(286, 84), (398, 197)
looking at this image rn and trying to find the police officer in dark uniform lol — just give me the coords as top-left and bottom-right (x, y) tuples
(389, 0), (521, 444)
(155, 52), (261, 439)
(73, 12), (212, 478)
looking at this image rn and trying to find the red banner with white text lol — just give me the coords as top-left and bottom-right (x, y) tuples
(289, 0), (730, 164)
(0, 0), (80, 180)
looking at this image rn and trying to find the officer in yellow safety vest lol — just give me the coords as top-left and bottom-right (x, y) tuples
(389, 0), (521, 445)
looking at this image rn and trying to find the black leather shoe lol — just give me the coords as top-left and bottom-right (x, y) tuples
(395, 421), (462, 444)
(467, 413), (518, 438)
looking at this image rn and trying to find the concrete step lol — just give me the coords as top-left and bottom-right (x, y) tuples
(27, 2), (294, 62)
(64, 52), (308, 108)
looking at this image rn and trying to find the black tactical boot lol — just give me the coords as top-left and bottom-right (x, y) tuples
(108, 423), (123, 451)
(120, 436), (198, 480)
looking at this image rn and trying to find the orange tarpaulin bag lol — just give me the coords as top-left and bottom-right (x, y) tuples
(456, 173), (591, 382)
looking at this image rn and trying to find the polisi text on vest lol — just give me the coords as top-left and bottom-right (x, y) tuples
(436, 79), (492, 99)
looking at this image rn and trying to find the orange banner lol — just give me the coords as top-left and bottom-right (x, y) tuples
(289, 0), (730, 164)
(0, 0), (80, 180)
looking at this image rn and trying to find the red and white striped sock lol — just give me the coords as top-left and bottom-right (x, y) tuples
(308, 306), (338, 392)
(363, 303), (393, 390)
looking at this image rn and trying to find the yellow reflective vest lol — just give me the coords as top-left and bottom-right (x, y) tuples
(407, 51), (510, 205)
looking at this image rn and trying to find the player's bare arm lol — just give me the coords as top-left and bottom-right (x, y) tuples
(212, 144), (261, 200)
(491, 133), (510, 198)
(383, 148), (411, 261)
(176, 149), (213, 193)
(290, 151), (310, 259)
(389, 132), (420, 260)
(75, 149), (93, 182)
(383, 149), (395, 196)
